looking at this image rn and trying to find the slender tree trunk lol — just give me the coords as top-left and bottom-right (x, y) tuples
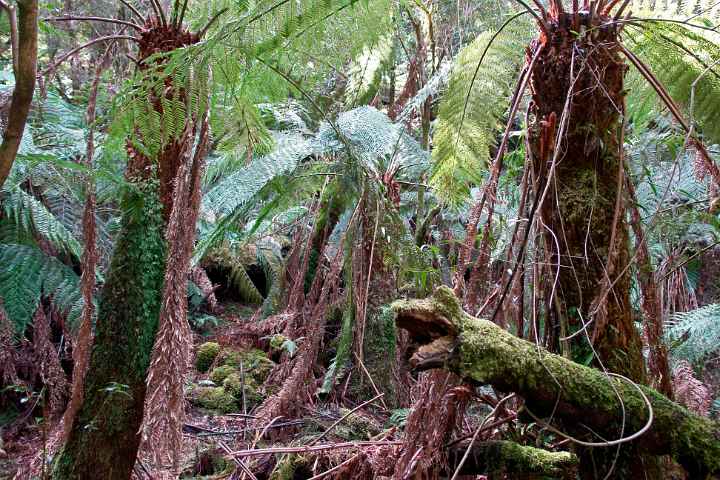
(53, 20), (202, 479)
(0, 0), (38, 191)
(528, 14), (645, 383)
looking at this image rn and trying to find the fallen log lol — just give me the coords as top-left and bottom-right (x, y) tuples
(392, 286), (720, 477)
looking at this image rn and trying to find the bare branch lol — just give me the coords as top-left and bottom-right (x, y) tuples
(43, 15), (142, 31)
(119, 0), (146, 23)
(43, 35), (139, 76)
(0, 1), (18, 74)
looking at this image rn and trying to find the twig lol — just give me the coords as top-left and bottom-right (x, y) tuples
(353, 352), (388, 410)
(0, 1), (18, 73)
(119, 0), (146, 23)
(310, 393), (384, 445)
(219, 441), (258, 480)
(228, 440), (403, 458)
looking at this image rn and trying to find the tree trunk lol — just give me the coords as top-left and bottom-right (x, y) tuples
(0, 0), (38, 191)
(53, 20), (202, 479)
(528, 12), (645, 383)
(393, 286), (720, 478)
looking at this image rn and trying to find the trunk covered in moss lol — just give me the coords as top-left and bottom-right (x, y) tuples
(393, 286), (720, 477)
(52, 181), (166, 478)
(53, 20), (202, 479)
(529, 12), (644, 382)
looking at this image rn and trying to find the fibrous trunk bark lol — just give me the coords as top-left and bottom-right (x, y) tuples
(393, 286), (720, 477)
(529, 13), (645, 382)
(53, 20), (202, 479)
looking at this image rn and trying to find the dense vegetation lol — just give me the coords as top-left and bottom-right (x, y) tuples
(1, 0), (720, 478)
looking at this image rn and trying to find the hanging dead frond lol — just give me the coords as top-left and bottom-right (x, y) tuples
(32, 305), (68, 419)
(141, 112), (210, 471)
(672, 360), (712, 416)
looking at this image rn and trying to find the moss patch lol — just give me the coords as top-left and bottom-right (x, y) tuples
(191, 386), (238, 414)
(196, 342), (221, 373)
(209, 365), (237, 384)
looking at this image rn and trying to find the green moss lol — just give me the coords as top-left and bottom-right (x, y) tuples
(52, 178), (168, 479)
(195, 342), (221, 372)
(222, 373), (264, 407)
(209, 365), (237, 384)
(269, 333), (288, 351)
(218, 348), (274, 384)
(393, 286), (720, 476)
(191, 387), (238, 413)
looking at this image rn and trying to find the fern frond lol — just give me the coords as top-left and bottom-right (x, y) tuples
(624, 19), (720, 143)
(430, 18), (531, 204)
(0, 244), (83, 335)
(1, 189), (83, 260)
(203, 132), (313, 217)
(666, 303), (720, 364)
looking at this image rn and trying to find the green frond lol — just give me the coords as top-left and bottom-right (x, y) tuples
(624, 19), (720, 143)
(203, 132), (313, 217)
(666, 303), (720, 364)
(0, 244), (83, 336)
(316, 106), (430, 174)
(1, 188), (83, 260)
(430, 18), (531, 205)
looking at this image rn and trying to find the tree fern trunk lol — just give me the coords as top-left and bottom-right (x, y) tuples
(53, 19), (202, 479)
(52, 181), (167, 479)
(528, 11), (650, 478)
(529, 13), (645, 383)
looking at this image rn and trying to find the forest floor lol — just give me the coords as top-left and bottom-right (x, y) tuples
(0, 300), (403, 480)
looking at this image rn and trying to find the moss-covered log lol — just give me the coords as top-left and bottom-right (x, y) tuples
(447, 440), (578, 479)
(392, 286), (720, 477)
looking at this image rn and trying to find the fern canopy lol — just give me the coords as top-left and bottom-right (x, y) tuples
(0, 244), (83, 336)
(624, 21), (720, 143)
(430, 18), (531, 205)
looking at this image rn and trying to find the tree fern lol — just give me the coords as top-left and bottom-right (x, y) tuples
(0, 244), (83, 336)
(430, 17), (532, 204)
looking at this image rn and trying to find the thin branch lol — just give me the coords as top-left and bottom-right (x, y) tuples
(310, 393), (385, 445)
(149, 0), (167, 27)
(43, 35), (139, 76)
(43, 15), (143, 31)
(177, 0), (190, 28)
(0, 1), (18, 73)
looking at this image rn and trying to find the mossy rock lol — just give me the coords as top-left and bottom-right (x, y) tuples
(190, 386), (238, 414)
(209, 365), (237, 384)
(222, 373), (264, 408)
(217, 348), (275, 384)
(195, 342), (221, 373)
